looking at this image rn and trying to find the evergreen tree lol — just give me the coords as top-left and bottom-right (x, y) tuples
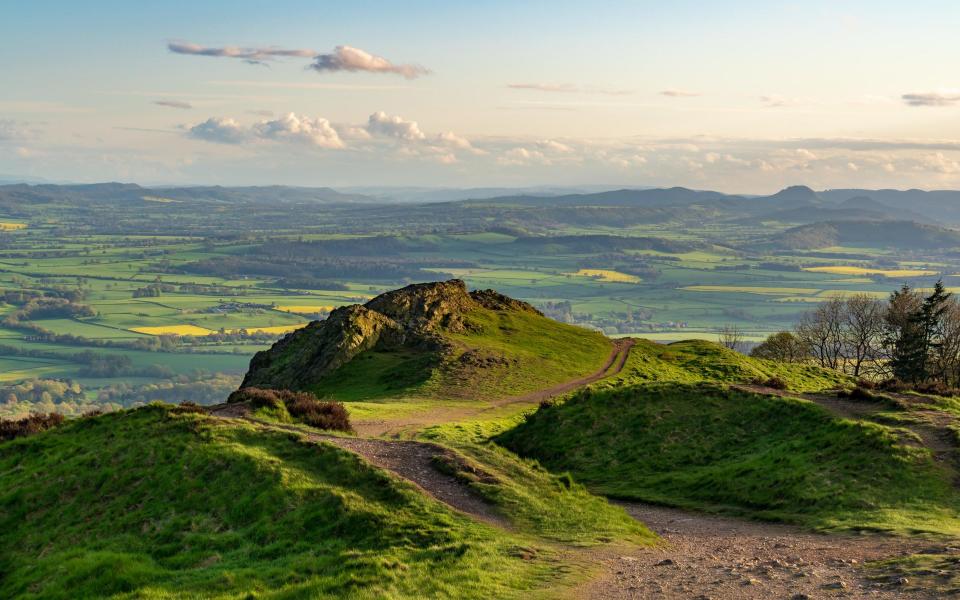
(891, 281), (951, 383)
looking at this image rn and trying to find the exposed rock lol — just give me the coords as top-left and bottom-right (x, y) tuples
(239, 279), (537, 393)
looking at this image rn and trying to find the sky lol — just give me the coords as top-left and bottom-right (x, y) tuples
(2, 0), (960, 192)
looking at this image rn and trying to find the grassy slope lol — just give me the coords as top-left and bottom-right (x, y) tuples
(0, 405), (648, 599)
(498, 340), (960, 536)
(603, 338), (849, 391)
(313, 306), (612, 403)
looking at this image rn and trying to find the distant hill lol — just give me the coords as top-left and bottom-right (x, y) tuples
(772, 220), (960, 250)
(0, 182), (376, 206)
(241, 279), (612, 401)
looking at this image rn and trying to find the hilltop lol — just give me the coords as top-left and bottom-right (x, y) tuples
(241, 279), (612, 403)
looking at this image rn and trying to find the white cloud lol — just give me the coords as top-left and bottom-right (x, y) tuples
(188, 113), (343, 148)
(188, 117), (248, 144)
(310, 46), (429, 79)
(366, 111), (426, 140)
(252, 113), (343, 148)
(537, 139), (574, 153)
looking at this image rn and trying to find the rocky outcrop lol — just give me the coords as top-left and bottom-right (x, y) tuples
(239, 279), (538, 392)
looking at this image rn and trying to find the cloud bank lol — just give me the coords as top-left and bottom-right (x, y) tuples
(154, 100), (192, 110)
(168, 42), (315, 65)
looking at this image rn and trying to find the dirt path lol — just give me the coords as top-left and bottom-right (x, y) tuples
(354, 338), (635, 437)
(578, 503), (942, 599)
(208, 340), (634, 527)
(207, 408), (509, 528)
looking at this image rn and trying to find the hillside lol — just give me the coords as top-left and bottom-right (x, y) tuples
(772, 219), (960, 250)
(242, 279), (612, 402)
(0, 404), (649, 599)
(498, 340), (960, 536)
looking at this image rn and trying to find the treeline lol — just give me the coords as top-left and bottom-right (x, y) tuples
(0, 372), (240, 419)
(752, 281), (960, 387)
(179, 255), (457, 283)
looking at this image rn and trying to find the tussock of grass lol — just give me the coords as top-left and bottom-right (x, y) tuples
(498, 382), (960, 536)
(0, 405), (571, 599)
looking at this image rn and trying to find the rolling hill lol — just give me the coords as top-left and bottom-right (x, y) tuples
(241, 279), (612, 402)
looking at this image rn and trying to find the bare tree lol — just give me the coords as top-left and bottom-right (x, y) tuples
(796, 297), (845, 370)
(719, 324), (745, 353)
(931, 299), (960, 387)
(842, 293), (886, 377)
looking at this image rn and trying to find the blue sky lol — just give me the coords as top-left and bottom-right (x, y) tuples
(2, 0), (960, 191)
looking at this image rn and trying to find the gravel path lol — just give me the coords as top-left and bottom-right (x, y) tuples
(578, 504), (940, 599)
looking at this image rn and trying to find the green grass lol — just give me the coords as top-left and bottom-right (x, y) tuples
(0, 404), (617, 599)
(420, 416), (654, 545)
(603, 338), (848, 392)
(498, 382), (960, 536)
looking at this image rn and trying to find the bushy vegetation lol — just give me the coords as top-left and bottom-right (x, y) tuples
(0, 411), (64, 441)
(229, 387), (353, 432)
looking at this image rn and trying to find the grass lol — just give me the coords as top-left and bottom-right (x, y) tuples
(0, 404), (634, 599)
(604, 338), (848, 392)
(498, 381), (960, 536)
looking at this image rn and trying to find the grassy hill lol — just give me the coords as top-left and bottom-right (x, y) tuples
(498, 342), (960, 536)
(0, 404), (649, 599)
(242, 280), (612, 402)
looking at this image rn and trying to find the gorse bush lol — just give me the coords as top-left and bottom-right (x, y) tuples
(228, 387), (352, 432)
(0, 412), (65, 441)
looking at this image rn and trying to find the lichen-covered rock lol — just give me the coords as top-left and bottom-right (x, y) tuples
(240, 280), (512, 392)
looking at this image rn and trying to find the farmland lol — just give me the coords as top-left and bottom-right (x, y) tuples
(0, 183), (957, 415)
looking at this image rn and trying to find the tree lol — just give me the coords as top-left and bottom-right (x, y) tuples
(882, 284), (923, 380)
(719, 324), (744, 352)
(888, 281), (951, 383)
(796, 297), (845, 370)
(750, 331), (806, 362)
(842, 293), (885, 377)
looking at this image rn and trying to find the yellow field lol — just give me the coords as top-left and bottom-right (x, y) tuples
(568, 269), (640, 283)
(276, 305), (335, 314)
(228, 324), (308, 335)
(131, 325), (214, 336)
(803, 266), (938, 277)
(131, 323), (309, 336)
(0, 222), (27, 231)
(682, 285), (820, 296)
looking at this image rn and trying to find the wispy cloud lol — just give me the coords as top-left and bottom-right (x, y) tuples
(0, 119), (32, 140)
(154, 99), (192, 110)
(309, 46), (429, 79)
(507, 83), (632, 96)
(902, 92), (960, 107)
(660, 89), (701, 98)
(168, 41), (315, 65)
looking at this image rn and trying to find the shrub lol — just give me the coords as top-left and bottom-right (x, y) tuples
(751, 376), (788, 390)
(855, 379), (877, 390)
(0, 413), (65, 441)
(172, 401), (206, 415)
(228, 387), (284, 410)
(285, 393), (352, 432)
(849, 387), (876, 402)
(229, 387), (352, 432)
